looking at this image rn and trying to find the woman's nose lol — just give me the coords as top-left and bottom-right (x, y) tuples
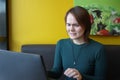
(70, 25), (75, 31)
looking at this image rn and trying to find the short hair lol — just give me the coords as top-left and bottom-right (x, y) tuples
(65, 6), (91, 42)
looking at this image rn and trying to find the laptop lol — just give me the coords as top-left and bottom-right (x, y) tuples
(0, 50), (48, 80)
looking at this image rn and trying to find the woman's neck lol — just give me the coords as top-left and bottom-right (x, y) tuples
(72, 38), (86, 45)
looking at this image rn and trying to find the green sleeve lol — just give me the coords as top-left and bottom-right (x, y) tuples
(48, 40), (63, 79)
(82, 46), (106, 80)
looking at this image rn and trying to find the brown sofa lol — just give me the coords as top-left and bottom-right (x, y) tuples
(21, 44), (120, 80)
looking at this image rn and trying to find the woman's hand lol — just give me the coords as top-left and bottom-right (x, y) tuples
(64, 68), (82, 80)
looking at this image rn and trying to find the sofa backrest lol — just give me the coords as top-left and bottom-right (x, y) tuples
(105, 45), (120, 80)
(21, 44), (56, 71)
(21, 44), (120, 80)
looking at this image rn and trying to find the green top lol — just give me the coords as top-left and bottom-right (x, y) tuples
(50, 38), (106, 80)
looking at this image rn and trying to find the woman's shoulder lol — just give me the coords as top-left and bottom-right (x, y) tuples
(57, 38), (70, 43)
(55, 38), (70, 48)
(89, 39), (104, 48)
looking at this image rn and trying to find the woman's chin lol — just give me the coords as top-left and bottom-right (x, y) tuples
(70, 37), (77, 40)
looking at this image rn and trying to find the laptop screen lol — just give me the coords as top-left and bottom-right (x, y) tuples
(0, 50), (48, 80)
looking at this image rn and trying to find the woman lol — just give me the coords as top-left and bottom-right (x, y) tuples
(48, 6), (106, 80)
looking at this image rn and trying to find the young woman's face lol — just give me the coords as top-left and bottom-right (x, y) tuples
(66, 13), (85, 40)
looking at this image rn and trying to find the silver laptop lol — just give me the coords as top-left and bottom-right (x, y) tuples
(0, 50), (48, 80)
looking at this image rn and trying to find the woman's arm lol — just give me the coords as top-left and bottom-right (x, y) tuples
(82, 46), (107, 80)
(47, 40), (63, 79)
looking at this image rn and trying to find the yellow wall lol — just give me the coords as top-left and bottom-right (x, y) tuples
(9, 0), (120, 52)
(9, 0), (73, 51)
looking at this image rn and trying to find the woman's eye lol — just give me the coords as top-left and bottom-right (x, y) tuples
(66, 23), (79, 27)
(66, 23), (71, 26)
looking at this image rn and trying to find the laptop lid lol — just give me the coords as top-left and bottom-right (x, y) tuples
(0, 50), (48, 80)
